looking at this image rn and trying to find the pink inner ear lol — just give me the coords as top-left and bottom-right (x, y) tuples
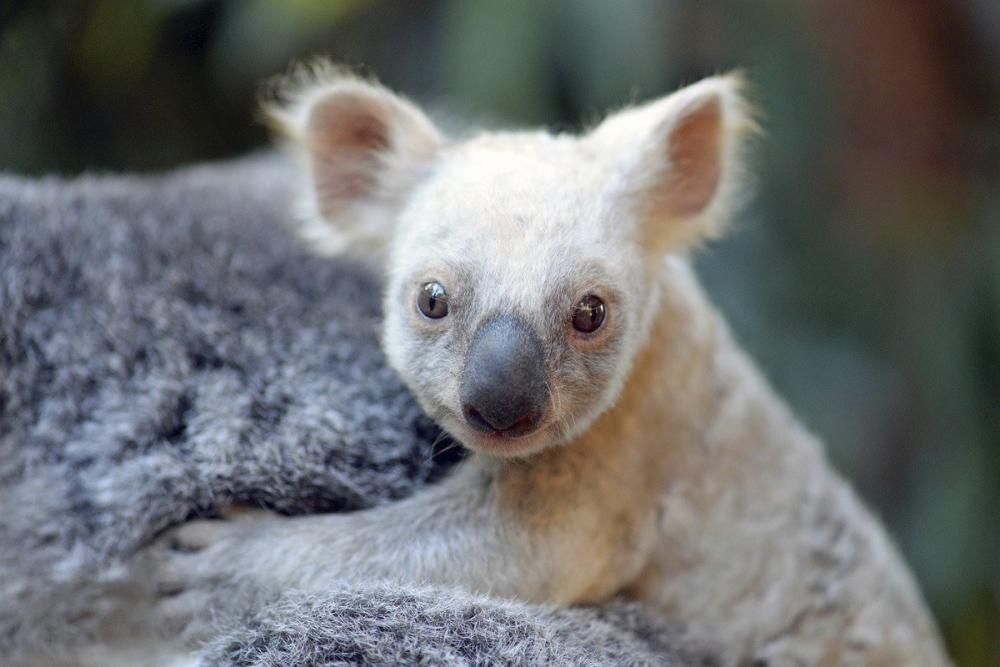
(307, 92), (392, 215)
(662, 95), (722, 218)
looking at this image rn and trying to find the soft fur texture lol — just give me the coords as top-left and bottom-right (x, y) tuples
(143, 71), (949, 667)
(199, 586), (710, 666)
(0, 156), (710, 665)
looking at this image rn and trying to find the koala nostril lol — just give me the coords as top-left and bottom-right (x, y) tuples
(462, 405), (494, 433)
(463, 403), (542, 436)
(506, 411), (542, 435)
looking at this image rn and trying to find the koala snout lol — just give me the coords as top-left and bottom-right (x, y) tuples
(460, 314), (548, 436)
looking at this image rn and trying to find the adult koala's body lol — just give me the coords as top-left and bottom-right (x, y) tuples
(149, 65), (951, 666)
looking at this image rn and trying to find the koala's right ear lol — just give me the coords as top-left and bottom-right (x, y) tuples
(267, 64), (443, 254)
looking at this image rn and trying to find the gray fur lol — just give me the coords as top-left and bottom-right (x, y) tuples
(0, 157), (711, 664)
(201, 586), (711, 666)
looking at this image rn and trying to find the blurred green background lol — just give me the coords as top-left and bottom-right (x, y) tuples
(1, 1), (997, 663)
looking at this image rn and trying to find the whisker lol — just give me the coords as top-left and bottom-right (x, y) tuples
(548, 380), (574, 438)
(422, 422), (464, 466)
(433, 439), (463, 460)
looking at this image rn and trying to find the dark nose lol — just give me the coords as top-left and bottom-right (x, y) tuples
(460, 314), (548, 436)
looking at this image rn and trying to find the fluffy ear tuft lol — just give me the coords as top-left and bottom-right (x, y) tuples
(591, 73), (758, 252)
(264, 60), (443, 254)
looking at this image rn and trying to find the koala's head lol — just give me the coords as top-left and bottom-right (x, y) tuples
(273, 64), (754, 458)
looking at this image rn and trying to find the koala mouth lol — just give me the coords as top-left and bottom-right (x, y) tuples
(459, 420), (554, 459)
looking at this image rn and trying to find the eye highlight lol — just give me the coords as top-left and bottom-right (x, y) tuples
(572, 294), (606, 333)
(417, 281), (449, 319)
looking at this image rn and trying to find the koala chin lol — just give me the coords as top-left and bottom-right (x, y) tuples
(139, 61), (951, 667)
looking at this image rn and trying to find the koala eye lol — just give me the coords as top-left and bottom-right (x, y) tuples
(572, 294), (606, 333)
(417, 281), (449, 319)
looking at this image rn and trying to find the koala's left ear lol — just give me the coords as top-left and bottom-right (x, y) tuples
(589, 74), (757, 252)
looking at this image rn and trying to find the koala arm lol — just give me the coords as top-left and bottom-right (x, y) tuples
(148, 456), (658, 636)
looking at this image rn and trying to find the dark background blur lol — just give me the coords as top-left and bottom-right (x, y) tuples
(1, 1), (997, 663)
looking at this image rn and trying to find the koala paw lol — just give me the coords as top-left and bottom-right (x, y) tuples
(141, 509), (280, 640)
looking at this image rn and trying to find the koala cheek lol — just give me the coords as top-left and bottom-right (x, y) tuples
(565, 354), (620, 407)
